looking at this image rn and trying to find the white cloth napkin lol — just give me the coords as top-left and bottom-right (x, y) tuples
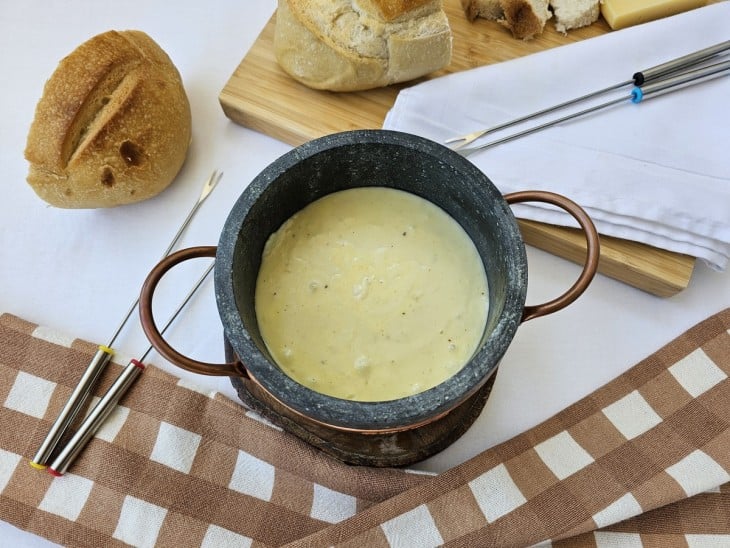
(383, 3), (730, 270)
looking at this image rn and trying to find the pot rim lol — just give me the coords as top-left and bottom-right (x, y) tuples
(215, 129), (527, 431)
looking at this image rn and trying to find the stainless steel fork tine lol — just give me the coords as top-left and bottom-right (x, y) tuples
(443, 128), (491, 147)
(446, 80), (628, 149)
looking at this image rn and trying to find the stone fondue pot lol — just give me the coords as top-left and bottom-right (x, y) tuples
(139, 130), (600, 467)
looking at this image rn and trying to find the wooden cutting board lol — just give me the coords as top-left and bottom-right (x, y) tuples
(219, 2), (696, 297)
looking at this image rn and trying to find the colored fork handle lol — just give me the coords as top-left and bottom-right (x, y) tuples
(634, 40), (730, 85)
(504, 191), (600, 323)
(31, 345), (113, 468)
(139, 246), (248, 378)
(632, 58), (730, 103)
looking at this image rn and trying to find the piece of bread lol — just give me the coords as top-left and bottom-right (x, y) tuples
(551, 0), (600, 32)
(462, 0), (551, 39)
(274, 0), (452, 92)
(461, 0), (503, 21)
(501, 0), (551, 39)
(25, 30), (192, 208)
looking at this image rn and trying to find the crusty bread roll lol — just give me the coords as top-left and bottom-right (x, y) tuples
(274, 0), (452, 92)
(25, 30), (192, 208)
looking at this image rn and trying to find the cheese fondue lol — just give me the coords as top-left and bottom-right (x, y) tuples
(255, 187), (489, 401)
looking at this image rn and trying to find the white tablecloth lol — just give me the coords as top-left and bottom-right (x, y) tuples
(1, 2), (728, 546)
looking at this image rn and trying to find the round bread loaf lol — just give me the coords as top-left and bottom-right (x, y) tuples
(24, 30), (192, 208)
(275, 0), (452, 92)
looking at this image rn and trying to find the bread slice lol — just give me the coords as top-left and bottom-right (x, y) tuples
(25, 30), (191, 208)
(461, 0), (551, 39)
(275, 0), (452, 91)
(551, 0), (600, 33)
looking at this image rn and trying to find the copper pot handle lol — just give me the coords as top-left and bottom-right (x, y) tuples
(504, 191), (600, 323)
(139, 246), (247, 377)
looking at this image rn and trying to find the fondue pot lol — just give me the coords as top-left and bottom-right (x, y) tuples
(139, 130), (600, 466)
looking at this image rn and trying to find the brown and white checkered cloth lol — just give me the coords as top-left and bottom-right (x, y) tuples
(1, 309), (728, 547)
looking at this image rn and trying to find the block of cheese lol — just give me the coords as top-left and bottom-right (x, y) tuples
(601, 0), (707, 30)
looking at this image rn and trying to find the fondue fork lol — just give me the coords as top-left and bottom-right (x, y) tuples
(30, 170), (222, 470)
(445, 40), (730, 150)
(47, 261), (215, 477)
(456, 60), (730, 158)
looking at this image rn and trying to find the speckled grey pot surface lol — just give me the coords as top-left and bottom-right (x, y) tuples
(214, 129), (527, 431)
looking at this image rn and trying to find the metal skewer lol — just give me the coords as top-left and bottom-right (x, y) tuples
(457, 60), (730, 158)
(445, 40), (730, 150)
(30, 170), (222, 469)
(47, 260), (215, 477)
(104, 170), (223, 347)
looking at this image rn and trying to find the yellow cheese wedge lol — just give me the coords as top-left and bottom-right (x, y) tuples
(601, 0), (708, 30)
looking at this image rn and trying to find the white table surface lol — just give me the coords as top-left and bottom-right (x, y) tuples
(2, 2), (729, 546)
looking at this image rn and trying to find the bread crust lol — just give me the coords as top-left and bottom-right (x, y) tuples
(501, 0), (550, 39)
(461, 0), (503, 21)
(275, 0), (451, 92)
(464, 0), (599, 38)
(356, 0), (439, 21)
(25, 30), (192, 208)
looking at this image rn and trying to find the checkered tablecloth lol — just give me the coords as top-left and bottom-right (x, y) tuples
(1, 309), (728, 547)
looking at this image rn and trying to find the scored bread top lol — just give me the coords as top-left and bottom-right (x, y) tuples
(28, 31), (143, 173)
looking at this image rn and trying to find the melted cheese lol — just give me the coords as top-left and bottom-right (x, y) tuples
(255, 187), (488, 401)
